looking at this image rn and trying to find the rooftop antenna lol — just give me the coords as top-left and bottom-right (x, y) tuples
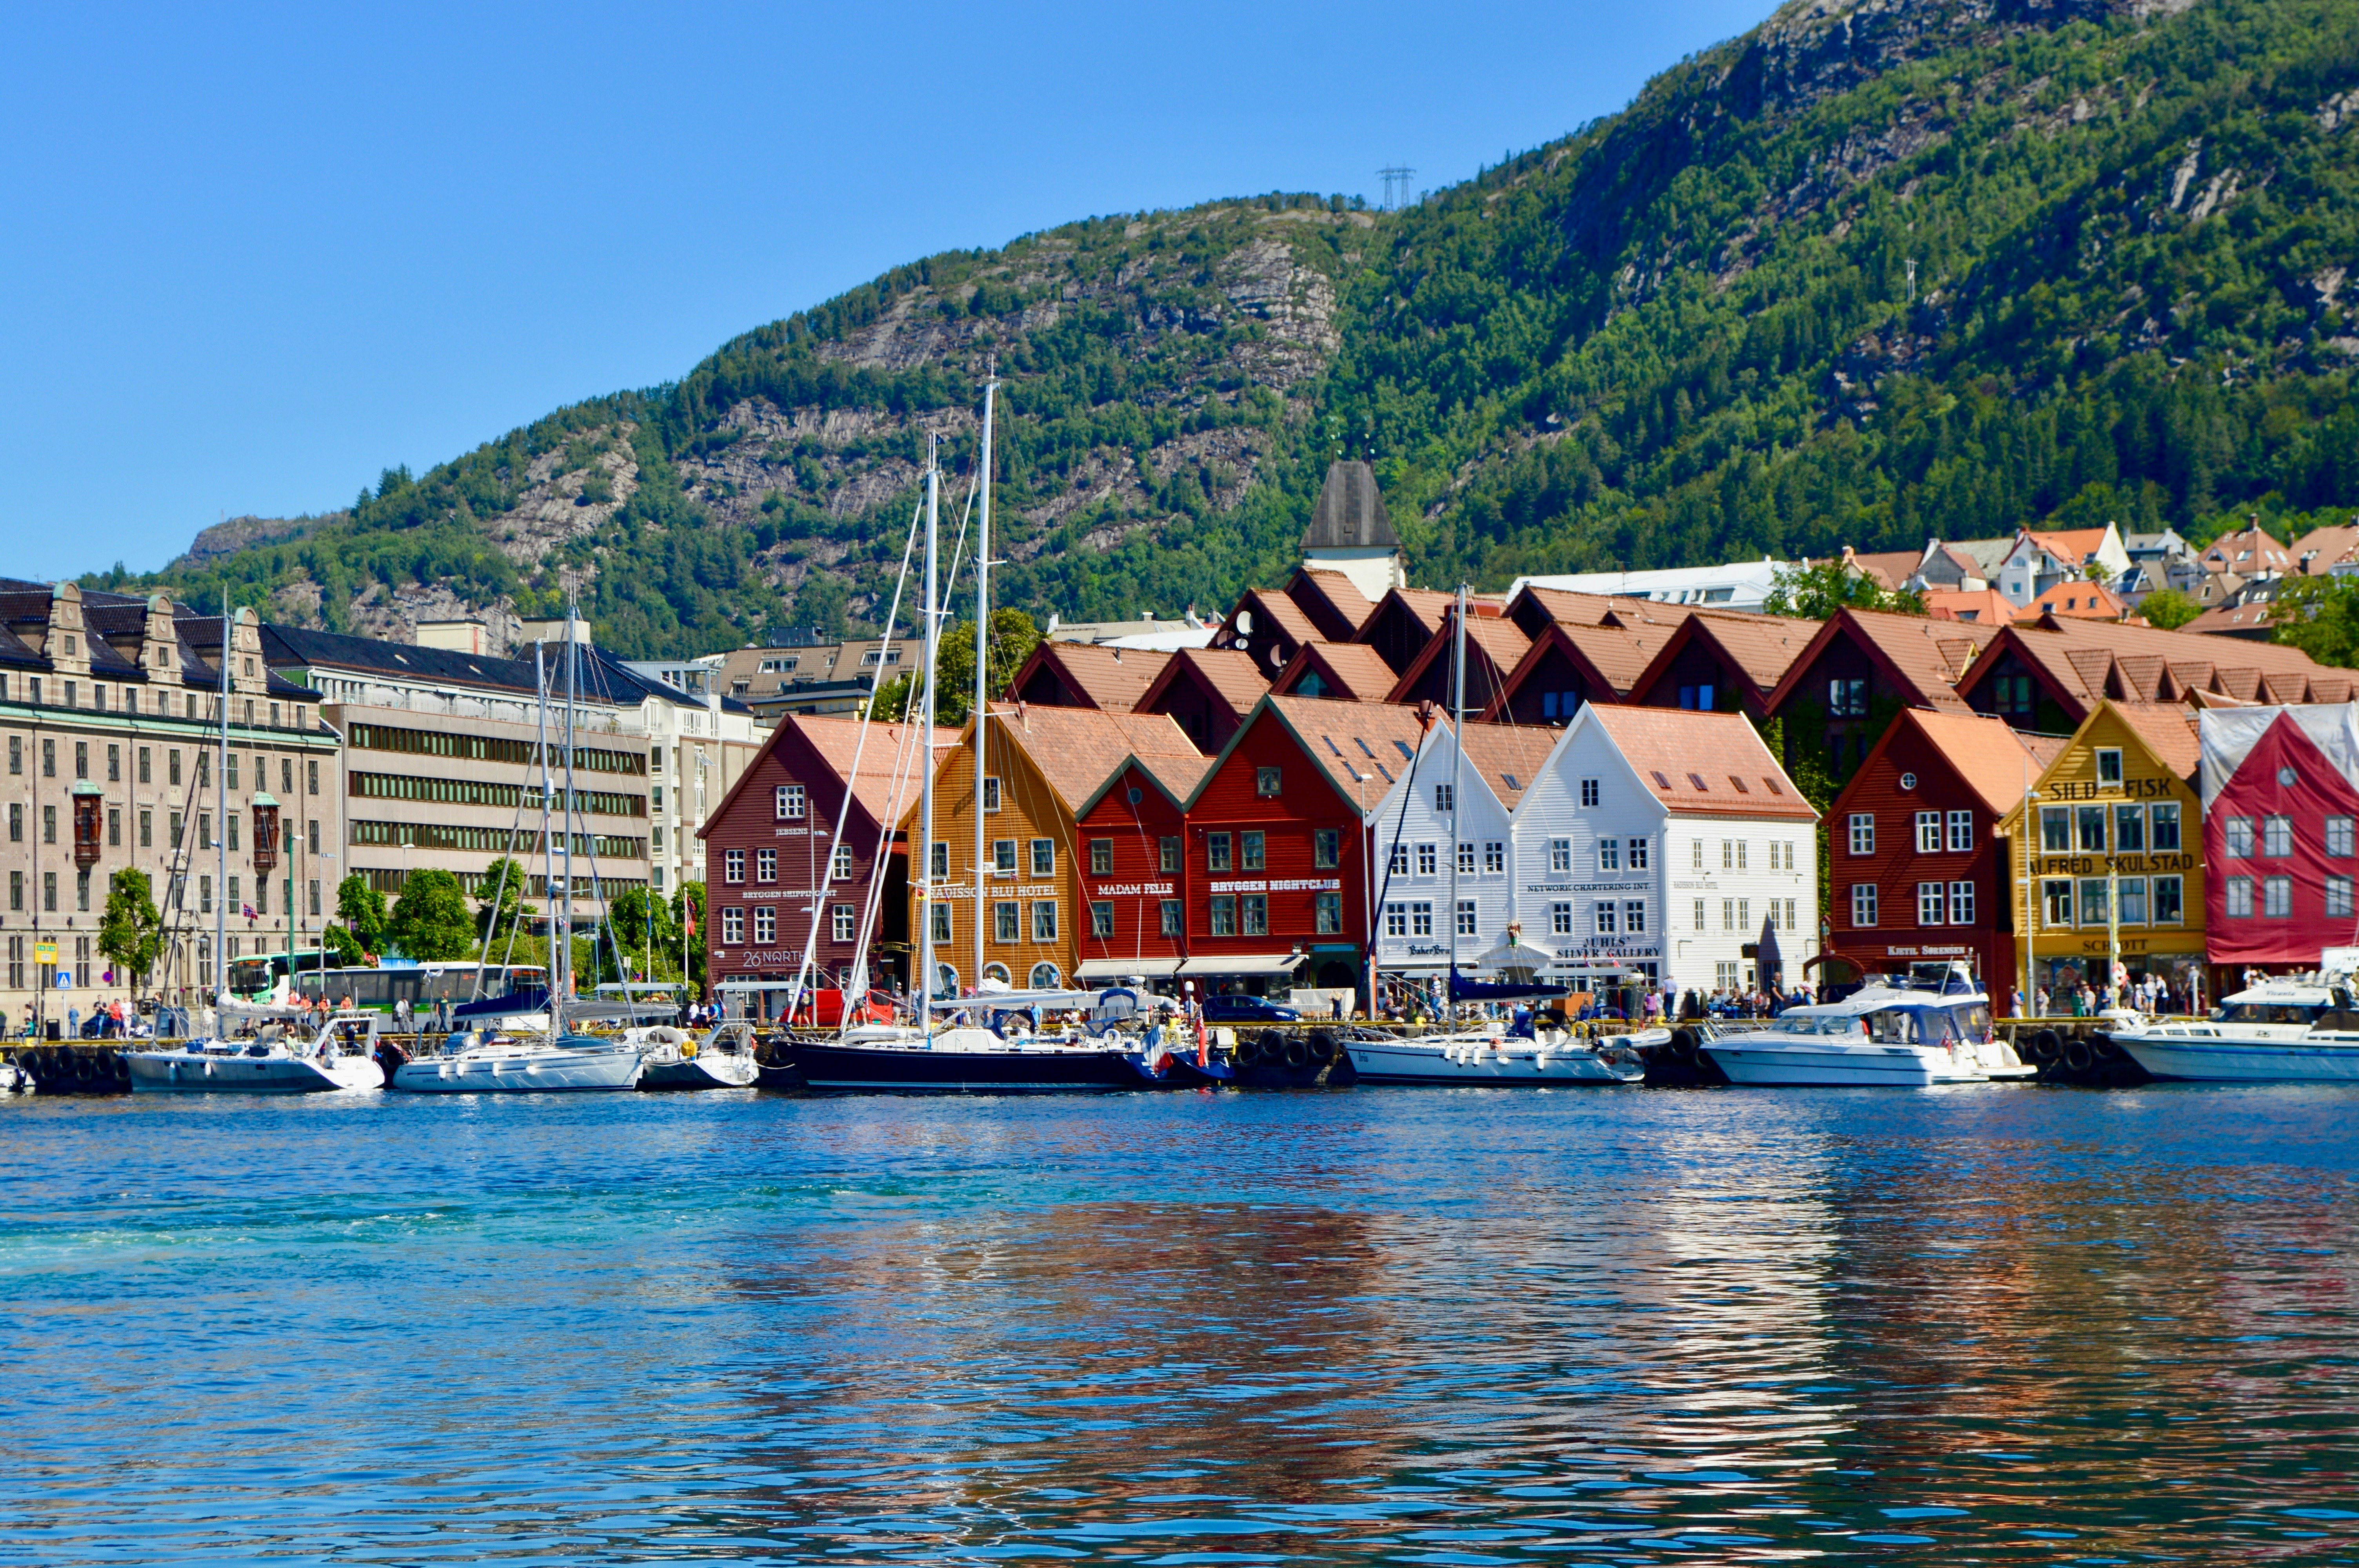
(1379, 165), (1416, 212)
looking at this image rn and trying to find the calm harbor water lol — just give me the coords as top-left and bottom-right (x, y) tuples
(2, 1084), (2355, 1565)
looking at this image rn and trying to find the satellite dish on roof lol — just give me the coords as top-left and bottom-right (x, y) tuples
(1235, 610), (1254, 636)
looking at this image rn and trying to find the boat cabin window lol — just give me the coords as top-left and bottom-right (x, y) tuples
(2210, 1002), (2324, 1025)
(1865, 1010), (1918, 1044)
(1952, 1004), (1994, 1042)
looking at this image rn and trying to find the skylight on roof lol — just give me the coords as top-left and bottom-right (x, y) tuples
(1375, 763), (1394, 783)
(1391, 740), (1411, 760)
(1652, 770), (1672, 789)
(1687, 772), (1708, 790)
(1764, 776), (1784, 795)
(1502, 771), (1522, 791)
(1728, 775), (1749, 793)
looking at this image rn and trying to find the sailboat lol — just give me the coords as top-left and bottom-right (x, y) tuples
(1342, 588), (1644, 1088)
(776, 382), (1164, 1093)
(390, 603), (642, 1094)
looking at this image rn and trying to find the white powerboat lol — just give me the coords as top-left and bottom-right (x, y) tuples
(128, 1011), (387, 1094)
(389, 1031), (643, 1093)
(1347, 1024), (1650, 1085)
(2102, 974), (2359, 1083)
(634, 1022), (760, 1089)
(1701, 982), (2031, 1087)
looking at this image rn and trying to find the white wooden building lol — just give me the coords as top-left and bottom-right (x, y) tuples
(1365, 720), (1559, 982)
(1514, 705), (1820, 997)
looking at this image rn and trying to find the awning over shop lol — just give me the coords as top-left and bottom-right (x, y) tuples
(1177, 953), (1307, 977)
(1074, 958), (1183, 980)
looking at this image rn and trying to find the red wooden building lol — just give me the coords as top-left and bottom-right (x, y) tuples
(1764, 608), (2001, 786)
(2202, 706), (2359, 973)
(1629, 609), (1821, 717)
(1069, 749), (1213, 985)
(1005, 641), (1173, 712)
(1824, 709), (2064, 1012)
(1180, 694), (1432, 1000)
(1271, 640), (1398, 703)
(698, 714), (951, 1005)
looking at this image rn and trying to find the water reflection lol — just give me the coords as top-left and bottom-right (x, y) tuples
(0, 1087), (2354, 1563)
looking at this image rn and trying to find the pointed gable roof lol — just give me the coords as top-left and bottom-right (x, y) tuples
(1273, 640), (1399, 703)
(1192, 694), (1436, 815)
(1765, 607), (2000, 715)
(1385, 610), (1533, 707)
(1302, 460), (1400, 551)
(1285, 566), (1378, 642)
(1005, 640), (1174, 712)
(1864, 709), (2066, 818)
(1577, 705), (1817, 820)
(1957, 615), (2330, 723)
(1630, 608), (1822, 710)
(980, 705), (1203, 814)
(1136, 645), (1268, 723)
(1458, 724), (1560, 812)
(1505, 583), (1624, 636)
(700, 713), (955, 841)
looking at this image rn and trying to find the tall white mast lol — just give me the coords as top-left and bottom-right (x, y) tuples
(918, 441), (940, 1031)
(535, 642), (553, 1009)
(1447, 583), (1467, 1011)
(560, 598), (579, 1031)
(215, 594), (230, 1003)
(973, 369), (996, 991)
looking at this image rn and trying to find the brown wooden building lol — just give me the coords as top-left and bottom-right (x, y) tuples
(1136, 647), (1269, 755)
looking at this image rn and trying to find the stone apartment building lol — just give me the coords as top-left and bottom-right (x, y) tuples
(1, 583), (340, 1027)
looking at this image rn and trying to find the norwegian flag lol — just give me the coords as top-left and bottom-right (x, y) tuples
(241, 904), (257, 922)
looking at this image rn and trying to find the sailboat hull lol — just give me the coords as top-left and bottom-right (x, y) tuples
(785, 1038), (1156, 1093)
(389, 1046), (641, 1093)
(128, 1049), (385, 1094)
(1346, 1034), (1643, 1086)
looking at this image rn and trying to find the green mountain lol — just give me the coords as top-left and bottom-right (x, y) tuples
(96, 0), (2359, 656)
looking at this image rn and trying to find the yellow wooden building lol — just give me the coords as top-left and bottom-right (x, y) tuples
(1996, 699), (2207, 1008)
(901, 704), (1200, 996)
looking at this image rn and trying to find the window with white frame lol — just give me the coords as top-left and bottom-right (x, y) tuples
(2096, 748), (2123, 786)
(1782, 897), (1797, 930)
(1031, 839), (1055, 877)
(833, 904), (856, 942)
(2152, 802), (2182, 850)
(2120, 878), (2148, 924)
(1722, 897), (1737, 931)
(1721, 840), (1734, 869)
(756, 848), (777, 883)
(1946, 810), (1973, 851)
(2043, 878), (2074, 926)
(1031, 901), (1058, 942)
(1434, 782), (1454, 812)
(1852, 884), (1877, 927)
(1916, 811), (1941, 853)
(1624, 900), (1646, 934)
(1411, 902), (1433, 936)
(1417, 843), (1437, 875)
(833, 844), (854, 881)
(1551, 901), (1573, 935)
(993, 902), (1020, 943)
(1550, 838), (1571, 873)
(1579, 778), (1600, 808)
(1918, 881), (1944, 924)
(983, 777), (1001, 812)
(1848, 814), (1874, 855)
(1691, 840), (1704, 869)
(1948, 880), (1974, 924)
(2264, 876), (2292, 918)
(1629, 836), (1648, 869)
(1457, 841), (1476, 875)
(1736, 841), (1748, 869)
(1594, 900), (1617, 935)
(721, 907), (745, 944)
(1484, 841), (1504, 874)
(1389, 842), (1409, 875)
(1385, 904), (1408, 937)
(1598, 838), (1620, 872)
(775, 784), (804, 820)
(2114, 804), (2145, 853)
(752, 907), (776, 945)
(993, 838), (1019, 875)
(1456, 900), (1476, 937)
(724, 849), (745, 884)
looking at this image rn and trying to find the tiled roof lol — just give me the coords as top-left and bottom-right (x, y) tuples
(1139, 646), (1269, 718)
(1227, 694), (1439, 812)
(1227, 588), (1319, 646)
(1923, 588), (2017, 625)
(789, 715), (958, 831)
(1277, 641), (1398, 702)
(2108, 700), (2203, 780)
(1768, 608), (2000, 714)
(2201, 525), (2292, 574)
(1458, 724), (1560, 811)
(1506, 584), (1623, 628)
(1290, 568), (1377, 639)
(2030, 579), (2131, 620)
(1890, 710), (2062, 816)
(1385, 611), (1533, 704)
(1011, 641), (1174, 710)
(2019, 526), (2115, 566)
(1987, 615), (2329, 715)
(990, 705), (1201, 812)
(1846, 549), (1922, 589)
(2290, 523), (2359, 572)
(1582, 706), (1817, 820)
(1652, 609), (1823, 697)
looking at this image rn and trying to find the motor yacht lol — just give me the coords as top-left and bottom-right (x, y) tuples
(128, 1011), (387, 1094)
(1701, 982), (2031, 1087)
(2101, 973), (2359, 1082)
(388, 1031), (643, 1093)
(1346, 1023), (1650, 1085)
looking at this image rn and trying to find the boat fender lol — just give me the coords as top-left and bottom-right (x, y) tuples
(2028, 1029), (2062, 1064)
(2063, 1038), (2094, 1073)
(1282, 1036), (1310, 1070)
(2090, 1036), (2119, 1062)
(1308, 1031), (1337, 1064)
(1669, 1027), (1697, 1060)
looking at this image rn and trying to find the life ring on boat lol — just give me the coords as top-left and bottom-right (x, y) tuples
(1282, 1036), (1310, 1070)
(2063, 1038), (2094, 1073)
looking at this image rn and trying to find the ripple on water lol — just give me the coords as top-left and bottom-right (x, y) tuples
(0, 1085), (2355, 1564)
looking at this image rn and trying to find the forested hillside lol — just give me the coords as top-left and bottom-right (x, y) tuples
(94, 0), (2359, 657)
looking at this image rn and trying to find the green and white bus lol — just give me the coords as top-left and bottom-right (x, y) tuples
(288, 963), (549, 1014)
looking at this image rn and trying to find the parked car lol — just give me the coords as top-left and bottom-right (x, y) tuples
(1201, 995), (1302, 1024)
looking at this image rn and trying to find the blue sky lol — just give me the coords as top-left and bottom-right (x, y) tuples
(0, 0), (1780, 581)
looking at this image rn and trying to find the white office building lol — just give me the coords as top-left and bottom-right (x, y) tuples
(1507, 559), (1788, 611)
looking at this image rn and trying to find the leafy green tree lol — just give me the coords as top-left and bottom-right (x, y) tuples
(2138, 586), (2202, 631)
(607, 887), (682, 982)
(388, 869), (475, 961)
(672, 880), (707, 991)
(474, 857), (531, 940)
(322, 923), (365, 967)
(868, 608), (1040, 723)
(2269, 575), (2359, 667)
(335, 874), (388, 955)
(1763, 560), (1923, 621)
(98, 868), (164, 996)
